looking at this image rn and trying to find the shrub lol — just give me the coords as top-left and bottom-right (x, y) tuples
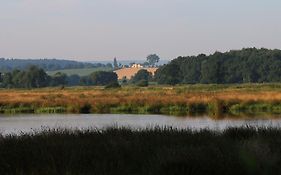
(79, 104), (92, 114)
(105, 81), (121, 89)
(131, 69), (152, 83)
(137, 80), (149, 87)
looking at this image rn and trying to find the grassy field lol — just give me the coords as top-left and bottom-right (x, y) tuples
(47, 67), (113, 76)
(1, 127), (281, 175)
(2, 84), (281, 117)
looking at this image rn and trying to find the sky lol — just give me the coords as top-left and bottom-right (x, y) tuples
(0, 0), (281, 61)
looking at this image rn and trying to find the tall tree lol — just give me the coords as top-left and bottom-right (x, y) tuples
(147, 54), (160, 67)
(25, 66), (50, 88)
(113, 58), (119, 70)
(2, 72), (13, 88)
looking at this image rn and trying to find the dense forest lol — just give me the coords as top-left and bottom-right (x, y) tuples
(0, 58), (112, 72)
(0, 66), (118, 88)
(155, 48), (281, 85)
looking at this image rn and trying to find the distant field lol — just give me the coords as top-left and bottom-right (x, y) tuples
(47, 67), (113, 76)
(114, 67), (158, 79)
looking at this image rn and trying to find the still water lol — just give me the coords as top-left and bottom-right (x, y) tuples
(0, 114), (281, 135)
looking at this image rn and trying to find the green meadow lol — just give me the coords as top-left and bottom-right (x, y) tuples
(47, 67), (113, 76)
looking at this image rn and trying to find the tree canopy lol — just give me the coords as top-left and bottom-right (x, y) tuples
(155, 48), (281, 85)
(51, 72), (68, 86)
(146, 54), (160, 66)
(89, 71), (118, 86)
(0, 66), (118, 88)
(131, 69), (152, 83)
(0, 66), (50, 88)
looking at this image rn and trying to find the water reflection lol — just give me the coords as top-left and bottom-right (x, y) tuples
(0, 114), (281, 135)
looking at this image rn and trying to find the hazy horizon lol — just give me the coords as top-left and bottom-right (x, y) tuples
(1, 0), (280, 61)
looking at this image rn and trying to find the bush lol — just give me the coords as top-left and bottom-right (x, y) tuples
(137, 80), (149, 87)
(131, 69), (152, 84)
(79, 104), (92, 114)
(105, 81), (121, 89)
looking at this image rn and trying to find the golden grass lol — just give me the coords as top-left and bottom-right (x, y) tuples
(1, 85), (281, 109)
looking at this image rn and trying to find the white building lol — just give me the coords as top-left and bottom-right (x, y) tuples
(131, 64), (143, 68)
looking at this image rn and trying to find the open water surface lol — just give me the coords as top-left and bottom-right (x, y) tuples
(0, 114), (280, 135)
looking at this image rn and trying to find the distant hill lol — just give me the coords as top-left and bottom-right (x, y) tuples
(155, 48), (281, 85)
(0, 58), (112, 72)
(47, 67), (113, 76)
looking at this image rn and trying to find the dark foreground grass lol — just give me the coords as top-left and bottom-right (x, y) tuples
(1, 127), (281, 175)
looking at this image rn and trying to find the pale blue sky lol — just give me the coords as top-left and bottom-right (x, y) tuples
(0, 0), (280, 61)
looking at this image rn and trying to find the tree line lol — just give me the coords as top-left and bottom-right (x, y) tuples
(0, 66), (118, 88)
(155, 48), (281, 85)
(0, 58), (112, 72)
(2, 48), (281, 88)
(0, 65), (155, 88)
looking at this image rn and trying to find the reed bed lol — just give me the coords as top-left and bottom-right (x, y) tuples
(1, 84), (281, 116)
(0, 127), (281, 175)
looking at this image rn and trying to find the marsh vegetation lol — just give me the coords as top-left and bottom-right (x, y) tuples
(1, 127), (281, 175)
(1, 84), (281, 118)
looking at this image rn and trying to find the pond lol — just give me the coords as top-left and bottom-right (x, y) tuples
(0, 114), (281, 135)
